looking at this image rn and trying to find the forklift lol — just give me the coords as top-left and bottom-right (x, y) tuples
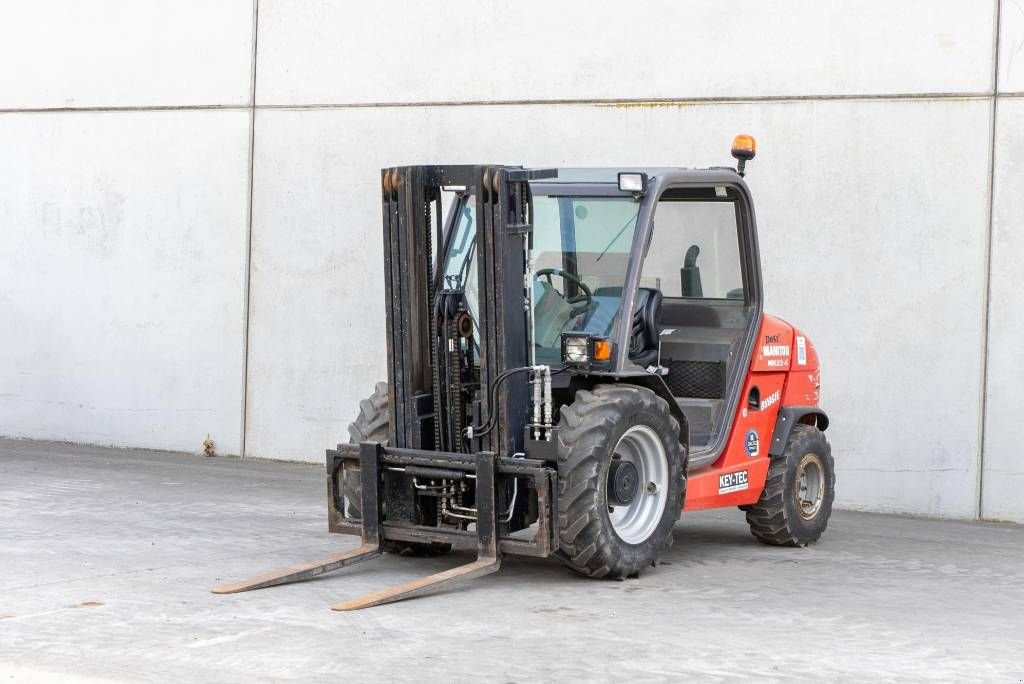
(213, 136), (834, 610)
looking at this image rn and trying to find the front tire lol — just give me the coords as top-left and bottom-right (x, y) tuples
(346, 382), (451, 557)
(745, 424), (835, 546)
(556, 385), (686, 578)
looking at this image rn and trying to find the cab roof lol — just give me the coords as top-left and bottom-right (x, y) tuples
(530, 167), (741, 183)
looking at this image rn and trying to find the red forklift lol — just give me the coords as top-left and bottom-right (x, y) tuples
(214, 136), (834, 609)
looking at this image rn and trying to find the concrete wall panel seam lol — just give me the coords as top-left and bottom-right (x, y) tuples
(240, 0), (261, 459)
(0, 105), (251, 115)
(5, 93), (1019, 119)
(978, 0), (1002, 517)
(251, 93), (997, 110)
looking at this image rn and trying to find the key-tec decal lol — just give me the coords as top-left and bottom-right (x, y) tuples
(719, 470), (749, 494)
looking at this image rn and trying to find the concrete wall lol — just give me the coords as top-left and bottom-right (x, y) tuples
(1, 1), (1020, 522)
(0, 111), (251, 453)
(0, 1), (255, 455)
(982, 0), (1024, 520)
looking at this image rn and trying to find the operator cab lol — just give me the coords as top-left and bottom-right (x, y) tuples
(635, 183), (756, 462)
(440, 165), (762, 470)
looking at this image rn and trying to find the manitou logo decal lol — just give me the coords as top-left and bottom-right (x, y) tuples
(719, 470), (749, 494)
(762, 344), (790, 358)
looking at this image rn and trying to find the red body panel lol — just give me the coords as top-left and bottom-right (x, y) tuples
(782, 326), (820, 406)
(683, 314), (821, 511)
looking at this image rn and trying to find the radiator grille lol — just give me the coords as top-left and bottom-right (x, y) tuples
(664, 360), (726, 399)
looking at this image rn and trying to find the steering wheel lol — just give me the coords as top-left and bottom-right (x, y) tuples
(534, 268), (594, 312)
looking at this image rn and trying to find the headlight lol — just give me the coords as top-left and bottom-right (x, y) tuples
(560, 334), (611, 368)
(562, 335), (590, 364)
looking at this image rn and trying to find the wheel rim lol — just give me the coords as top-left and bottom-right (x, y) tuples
(795, 452), (825, 520)
(607, 425), (669, 544)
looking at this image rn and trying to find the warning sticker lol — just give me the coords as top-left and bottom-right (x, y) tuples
(796, 336), (807, 366)
(719, 470), (749, 494)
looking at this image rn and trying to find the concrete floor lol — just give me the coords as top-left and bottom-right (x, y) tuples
(1, 440), (1022, 682)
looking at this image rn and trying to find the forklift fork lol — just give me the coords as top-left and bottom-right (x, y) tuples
(210, 544), (382, 595)
(211, 443), (501, 609)
(332, 449), (500, 610)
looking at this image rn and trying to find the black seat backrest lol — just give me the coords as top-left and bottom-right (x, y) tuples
(592, 286), (663, 363)
(630, 288), (663, 357)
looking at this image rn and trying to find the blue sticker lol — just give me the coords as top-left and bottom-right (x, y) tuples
(745, 429), (760, 457)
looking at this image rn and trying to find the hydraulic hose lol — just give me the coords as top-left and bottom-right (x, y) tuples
(464, 365), (568, 443)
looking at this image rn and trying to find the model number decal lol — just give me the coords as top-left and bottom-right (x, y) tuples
(718, 470), (749, 494)
(760, 389), (781, 411)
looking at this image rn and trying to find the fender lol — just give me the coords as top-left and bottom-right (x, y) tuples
(567, 372), (691, 454)
(610, 374), (691, 454)
(768, 406), (829, 456)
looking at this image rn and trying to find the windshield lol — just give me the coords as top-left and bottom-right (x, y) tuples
(441, 193), (640, 365)
(530, 196), (639, 363)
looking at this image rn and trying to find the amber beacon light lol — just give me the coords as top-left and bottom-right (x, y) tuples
(731, 134), (756, 176)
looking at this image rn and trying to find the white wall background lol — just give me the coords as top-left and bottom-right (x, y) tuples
(1, 1), (1021, 522)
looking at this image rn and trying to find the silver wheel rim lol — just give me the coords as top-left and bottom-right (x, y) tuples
(795, 453), (825, 520)
(608, 425), (669, 544)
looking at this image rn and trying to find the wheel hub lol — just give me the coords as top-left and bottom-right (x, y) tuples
(795, 452), (825, 520)
(606, 425), (669, 544)
(607, 460), (640, 505)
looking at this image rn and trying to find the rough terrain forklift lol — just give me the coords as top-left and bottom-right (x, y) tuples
(214, 136), (835, 610)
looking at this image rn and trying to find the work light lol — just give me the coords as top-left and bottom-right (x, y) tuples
(617, 172), (648, 194)
(562, 334), (591, 364)
(561, 334), (611, 367)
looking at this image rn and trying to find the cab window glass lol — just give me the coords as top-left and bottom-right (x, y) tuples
(642, 199), (744, 300)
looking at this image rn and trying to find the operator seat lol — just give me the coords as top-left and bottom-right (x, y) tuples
(592, 286), (663, 368)
(629, 287), (663, 368)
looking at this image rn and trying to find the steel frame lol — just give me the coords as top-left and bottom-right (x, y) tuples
(213, 441), (531, 609)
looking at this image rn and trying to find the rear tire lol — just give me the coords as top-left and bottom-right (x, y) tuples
(346, 382), (452, 557)
(556, 384), (686, 579)
(344, 383), (388, 519)
(745, 424), (834, 546)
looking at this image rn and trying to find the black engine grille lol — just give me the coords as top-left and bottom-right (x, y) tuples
(664, 360), (726, 399)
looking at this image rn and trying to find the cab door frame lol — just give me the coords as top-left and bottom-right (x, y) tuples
(620, 170), (765, 467)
